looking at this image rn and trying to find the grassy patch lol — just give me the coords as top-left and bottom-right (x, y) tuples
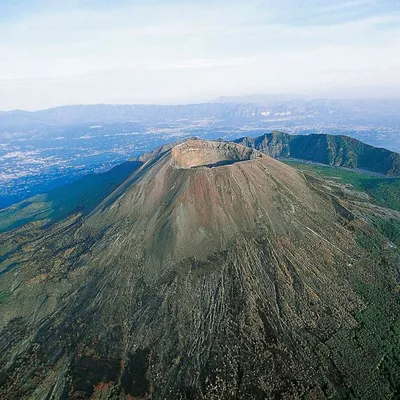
(0, 291), (11, 304)
(371, 218), (400, 247)
(0, 161), (142, 232)
(283, 160), (400, 211)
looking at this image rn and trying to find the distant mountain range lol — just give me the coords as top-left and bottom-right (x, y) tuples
(1, 98), (400, 128)
(235, 131), (400, 176)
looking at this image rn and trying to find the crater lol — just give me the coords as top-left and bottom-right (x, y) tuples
(172, 140), (261, 169)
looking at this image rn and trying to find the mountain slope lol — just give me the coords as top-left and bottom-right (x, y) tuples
(0, 161), (142, 232)
(0, 140), (399, 399)
(235, 131), (400, 176)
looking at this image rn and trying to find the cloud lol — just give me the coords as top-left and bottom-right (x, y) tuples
(319, 0), (373, 12)
(156, 58), (259, 70)
(0, 0), (399, 109)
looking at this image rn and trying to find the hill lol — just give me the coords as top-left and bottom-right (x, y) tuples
(235, 131), (400, 176)
(0, 161), (142, 232)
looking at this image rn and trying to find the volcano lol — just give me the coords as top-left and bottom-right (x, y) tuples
(0, 139), (399, 399)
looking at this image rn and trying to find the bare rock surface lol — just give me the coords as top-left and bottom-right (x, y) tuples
(171, 140), (259, 168)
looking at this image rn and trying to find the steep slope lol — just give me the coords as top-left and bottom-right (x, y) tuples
(0, 140), (399, 399)
(0, 161), (142, 232)
(235, 131), (400, 176)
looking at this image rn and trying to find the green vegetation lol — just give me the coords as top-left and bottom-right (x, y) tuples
(371, 218), (400, 247)
(236, 131), (400, 176)
(283, 160), (400, 211)
(0, 291), (11, 304)
(284, 160), (400, 250)
(0, 161), (142, 232)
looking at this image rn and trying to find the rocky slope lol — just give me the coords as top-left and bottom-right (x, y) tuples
(0, 139), (399, 399)
(235, 131), (400, 176)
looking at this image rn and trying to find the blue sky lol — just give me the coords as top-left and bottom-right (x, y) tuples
(0, 0), (399, 110)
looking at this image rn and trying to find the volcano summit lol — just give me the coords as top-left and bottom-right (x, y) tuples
(171, 140), (260, 168)
(0, 140), (399, 399)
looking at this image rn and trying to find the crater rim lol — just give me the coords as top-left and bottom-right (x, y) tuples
(171, 140), (262, 169)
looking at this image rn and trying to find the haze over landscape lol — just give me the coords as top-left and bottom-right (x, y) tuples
(1, 0), (400, 109)
(1, 1), (400, 399)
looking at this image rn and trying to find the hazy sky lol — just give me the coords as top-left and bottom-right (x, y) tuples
(0, 0), (399, 110)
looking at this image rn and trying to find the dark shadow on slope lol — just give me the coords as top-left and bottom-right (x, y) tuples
(194, 159), (243, 168)
(0, 161), (143, 232)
